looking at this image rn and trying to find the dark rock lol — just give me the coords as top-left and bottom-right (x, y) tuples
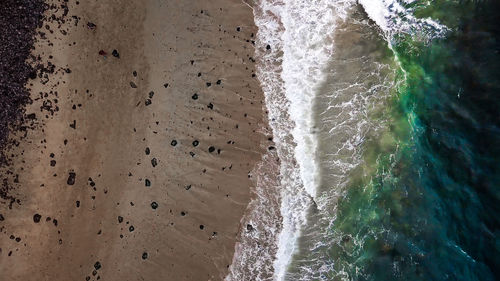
(192, 140), (199, 147)
(142, 252), (148, 260)
(246, 224), (253, 231)
(118, 216), (123, 223)
(50, 160), (56, 166)
(199, 225), (204, 230)
(0, 214), (4, 221)
(145, 147), (150, 155)
(130, 81), (137, 88)
(163, 83), (169, 88)
(185, 185), (191, 190)
(129, 225), (135, 232)
(87, 22), (96, 30)
(236, 27), (241, 31)
(112, 49), (119, 58)
(266, 44), (271, 50)
(145, 179), (151, 187)
(76, 201), (80, 208)
(216, 79), (221, 85)
(94, 261), (101, 270)
(206, 82), (211, 87)
(208, 146), (215, 153)
(151, 202), (158, 209)
(67, 172), (76, 185)
(207, 103), (213, 109)
(151, 158), (157, 167)
(145, 99), (152, 106)
(171, 140), (177, 146)
(192, 93), (198, 100)
(33, 214), (41, 223)
(148, 91), (154, 98)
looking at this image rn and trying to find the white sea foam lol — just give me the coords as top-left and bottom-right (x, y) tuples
(358, 0), (449, 41)
(227, 0), (449, 280)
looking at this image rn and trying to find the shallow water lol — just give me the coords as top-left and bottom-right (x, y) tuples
(228, 0), (500, 280)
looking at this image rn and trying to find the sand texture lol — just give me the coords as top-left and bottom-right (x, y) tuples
(0, 0), (270, 280)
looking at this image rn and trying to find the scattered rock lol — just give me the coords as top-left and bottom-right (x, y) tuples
(145, 179), (151, 187)
(151, 158), (157, 167)
(247, 224), (253, 231)
(192, 140), (199, 147)
(208, 146), (215, 153)
(130, 81), (137, 88)
(142, 252), (148, 260)
(192, 93), (198, 100)
(67, 171), (76, 185)
(94, 261), (101, 270)
(171, 140), (177, 146)
(112, 49), (119, 58)
(118, 216), (123, 223)
(151, 202), (158, 209)
(33, 214), (41, 223)
(129, 225), (135, 232)
(87, 22), (96, 30)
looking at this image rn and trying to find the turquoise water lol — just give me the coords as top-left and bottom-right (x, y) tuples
(328, 1), (500, 280)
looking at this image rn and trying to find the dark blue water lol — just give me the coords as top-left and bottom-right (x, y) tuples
(328, 1), (500, 280)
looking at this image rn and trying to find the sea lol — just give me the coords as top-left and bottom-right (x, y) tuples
(227, 0), (500, 280)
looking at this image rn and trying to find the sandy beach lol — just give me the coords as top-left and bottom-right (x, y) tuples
(0, 0), (270, 280)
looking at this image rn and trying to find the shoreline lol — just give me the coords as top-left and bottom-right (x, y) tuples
(0, 0), (271, 280)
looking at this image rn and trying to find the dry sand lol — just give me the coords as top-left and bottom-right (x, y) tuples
(0, 0), (271, 280)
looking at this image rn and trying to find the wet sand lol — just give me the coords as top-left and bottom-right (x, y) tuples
(0, 0), (270, 280)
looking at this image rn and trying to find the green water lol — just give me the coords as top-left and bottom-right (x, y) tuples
(329, 1), (500, 280)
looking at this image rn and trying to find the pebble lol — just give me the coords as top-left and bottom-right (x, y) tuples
(33, 214), (41, 223)
(94, 261), (102, 270)
(67, 172), (76, 185)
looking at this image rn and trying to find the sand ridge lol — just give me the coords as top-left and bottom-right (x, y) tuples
(0, 0), (271, 280)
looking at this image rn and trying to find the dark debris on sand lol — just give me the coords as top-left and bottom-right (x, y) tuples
(0, 0), (46, 159)
(0, 0), (71, 202)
